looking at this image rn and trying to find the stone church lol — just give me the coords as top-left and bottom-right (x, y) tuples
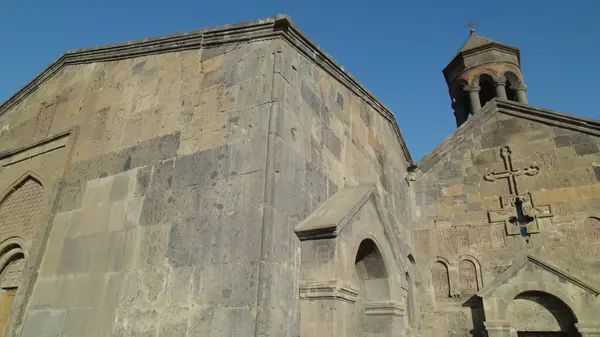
(0, 13), (598, 337)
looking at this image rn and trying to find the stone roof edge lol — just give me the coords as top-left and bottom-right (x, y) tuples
(407, 99), (499, 182)
(477, 254), (600, 298)
(278, 17), (413, 163)
(0, 14), (413, 164)
(408, 99), (600, 182)
(444, 41), (521, 74)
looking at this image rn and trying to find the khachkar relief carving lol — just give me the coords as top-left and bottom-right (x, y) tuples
(484, 146), (553, 238)
(583, 217), (600, 244)
(458, 260), (478, 295)
(432, 262), (450, 298)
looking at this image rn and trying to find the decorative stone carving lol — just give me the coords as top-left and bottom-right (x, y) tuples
(414, 229), (432, 255)
(436, 229), (455, 255)
(459, 260), (478, 295)
(484, 146), (553, 237)
(432, 262), (450, 298)
(583, 217), (600, 244)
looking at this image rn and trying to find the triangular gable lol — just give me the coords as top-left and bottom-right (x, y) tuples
(477, 254), (600, 298)
(408, 98), (600, 182)
(294, 183), (405, 260)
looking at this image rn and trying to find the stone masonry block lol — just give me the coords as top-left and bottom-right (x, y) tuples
(166, 266), (194, 307)
(20, 309), (66, 337)
(59, 235), (94, 275)
(139, 223), (170, 269)
(172, 144), (230, 189)
(167, 216), (219, 268)
(217, 206), (263, 263)
(188, 306), (256, 337)
(158, 308), (189, 337)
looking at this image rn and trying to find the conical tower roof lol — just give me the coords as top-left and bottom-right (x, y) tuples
(457, 30), (501, 54)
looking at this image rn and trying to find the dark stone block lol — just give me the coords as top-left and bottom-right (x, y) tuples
(553, 135), (571, 148)
(336, 92), (344, 109)
(300, 81), (321, 114)
(168, 216), (220, 267)
(134, 166), (152, 196)
(360, 101), (371, 127)
(172, 145), (230, 189)
(322, 126), (341, 160)
(131, 61), (146, 75)
(574, 142), (599, 156)
(594, 165), (600, 182)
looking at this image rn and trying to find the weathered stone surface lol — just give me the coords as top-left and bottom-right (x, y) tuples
(0, 14), (598, 337)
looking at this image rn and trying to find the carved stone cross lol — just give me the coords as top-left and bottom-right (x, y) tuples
(484, 146), (539, 195)
(484, 146), (553, 237)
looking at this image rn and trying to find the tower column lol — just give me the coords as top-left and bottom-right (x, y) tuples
(466, 85), (481, 114)
(514, 85), (528, 104)
(452, 98), (468, 127)
(494, 77), (507, 99)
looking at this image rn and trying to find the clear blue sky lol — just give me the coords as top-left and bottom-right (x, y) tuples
(1, 0), (599, 161)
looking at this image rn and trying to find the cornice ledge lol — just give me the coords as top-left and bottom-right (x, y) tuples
(496, 100), (600, 136)
(0, 13), (413, 165)
(299, 280), (359, 303)
(364, 300), (405, 316)
(0, 16), (281, 117)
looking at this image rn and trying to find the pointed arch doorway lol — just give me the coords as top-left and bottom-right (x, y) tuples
(0, 174), (44, 336)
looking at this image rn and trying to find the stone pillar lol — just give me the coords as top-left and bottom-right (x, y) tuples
(514, 85), (528, 104)
(576, 323), (600, 337)
(484, 320), (513, 337)
(452, 98), (468, 127)
(466, 85), (481, 114)
(494, 77), (507, 99)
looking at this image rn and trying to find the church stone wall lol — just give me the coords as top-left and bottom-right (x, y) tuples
(0, 37), (281, 337)
(410, 110), (600, 337)
(271, 40), (414, 333)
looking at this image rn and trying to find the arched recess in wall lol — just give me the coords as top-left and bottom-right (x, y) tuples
(430, 258), (450, 298)
(457, 256), (482, 296)
(0, 173), (43, 337)
(0, 174), (44, 243)
(355, 238), (393, 335)
(582, 217), (600, 244)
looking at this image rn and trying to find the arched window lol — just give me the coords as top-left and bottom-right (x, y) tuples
(503, 71), (522, 102)
(478, 74), (496, 107)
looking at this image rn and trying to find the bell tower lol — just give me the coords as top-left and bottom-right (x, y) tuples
(443, 29), (528, 127)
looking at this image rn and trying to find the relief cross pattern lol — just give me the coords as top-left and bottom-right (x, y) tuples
(484, 146), (553, 238)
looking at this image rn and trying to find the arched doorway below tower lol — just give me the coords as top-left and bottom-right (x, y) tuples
(506, 291), (580, 337)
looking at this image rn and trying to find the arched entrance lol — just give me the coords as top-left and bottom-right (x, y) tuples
(506, 291), (580, 337)
(354, 238), (392, 336)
